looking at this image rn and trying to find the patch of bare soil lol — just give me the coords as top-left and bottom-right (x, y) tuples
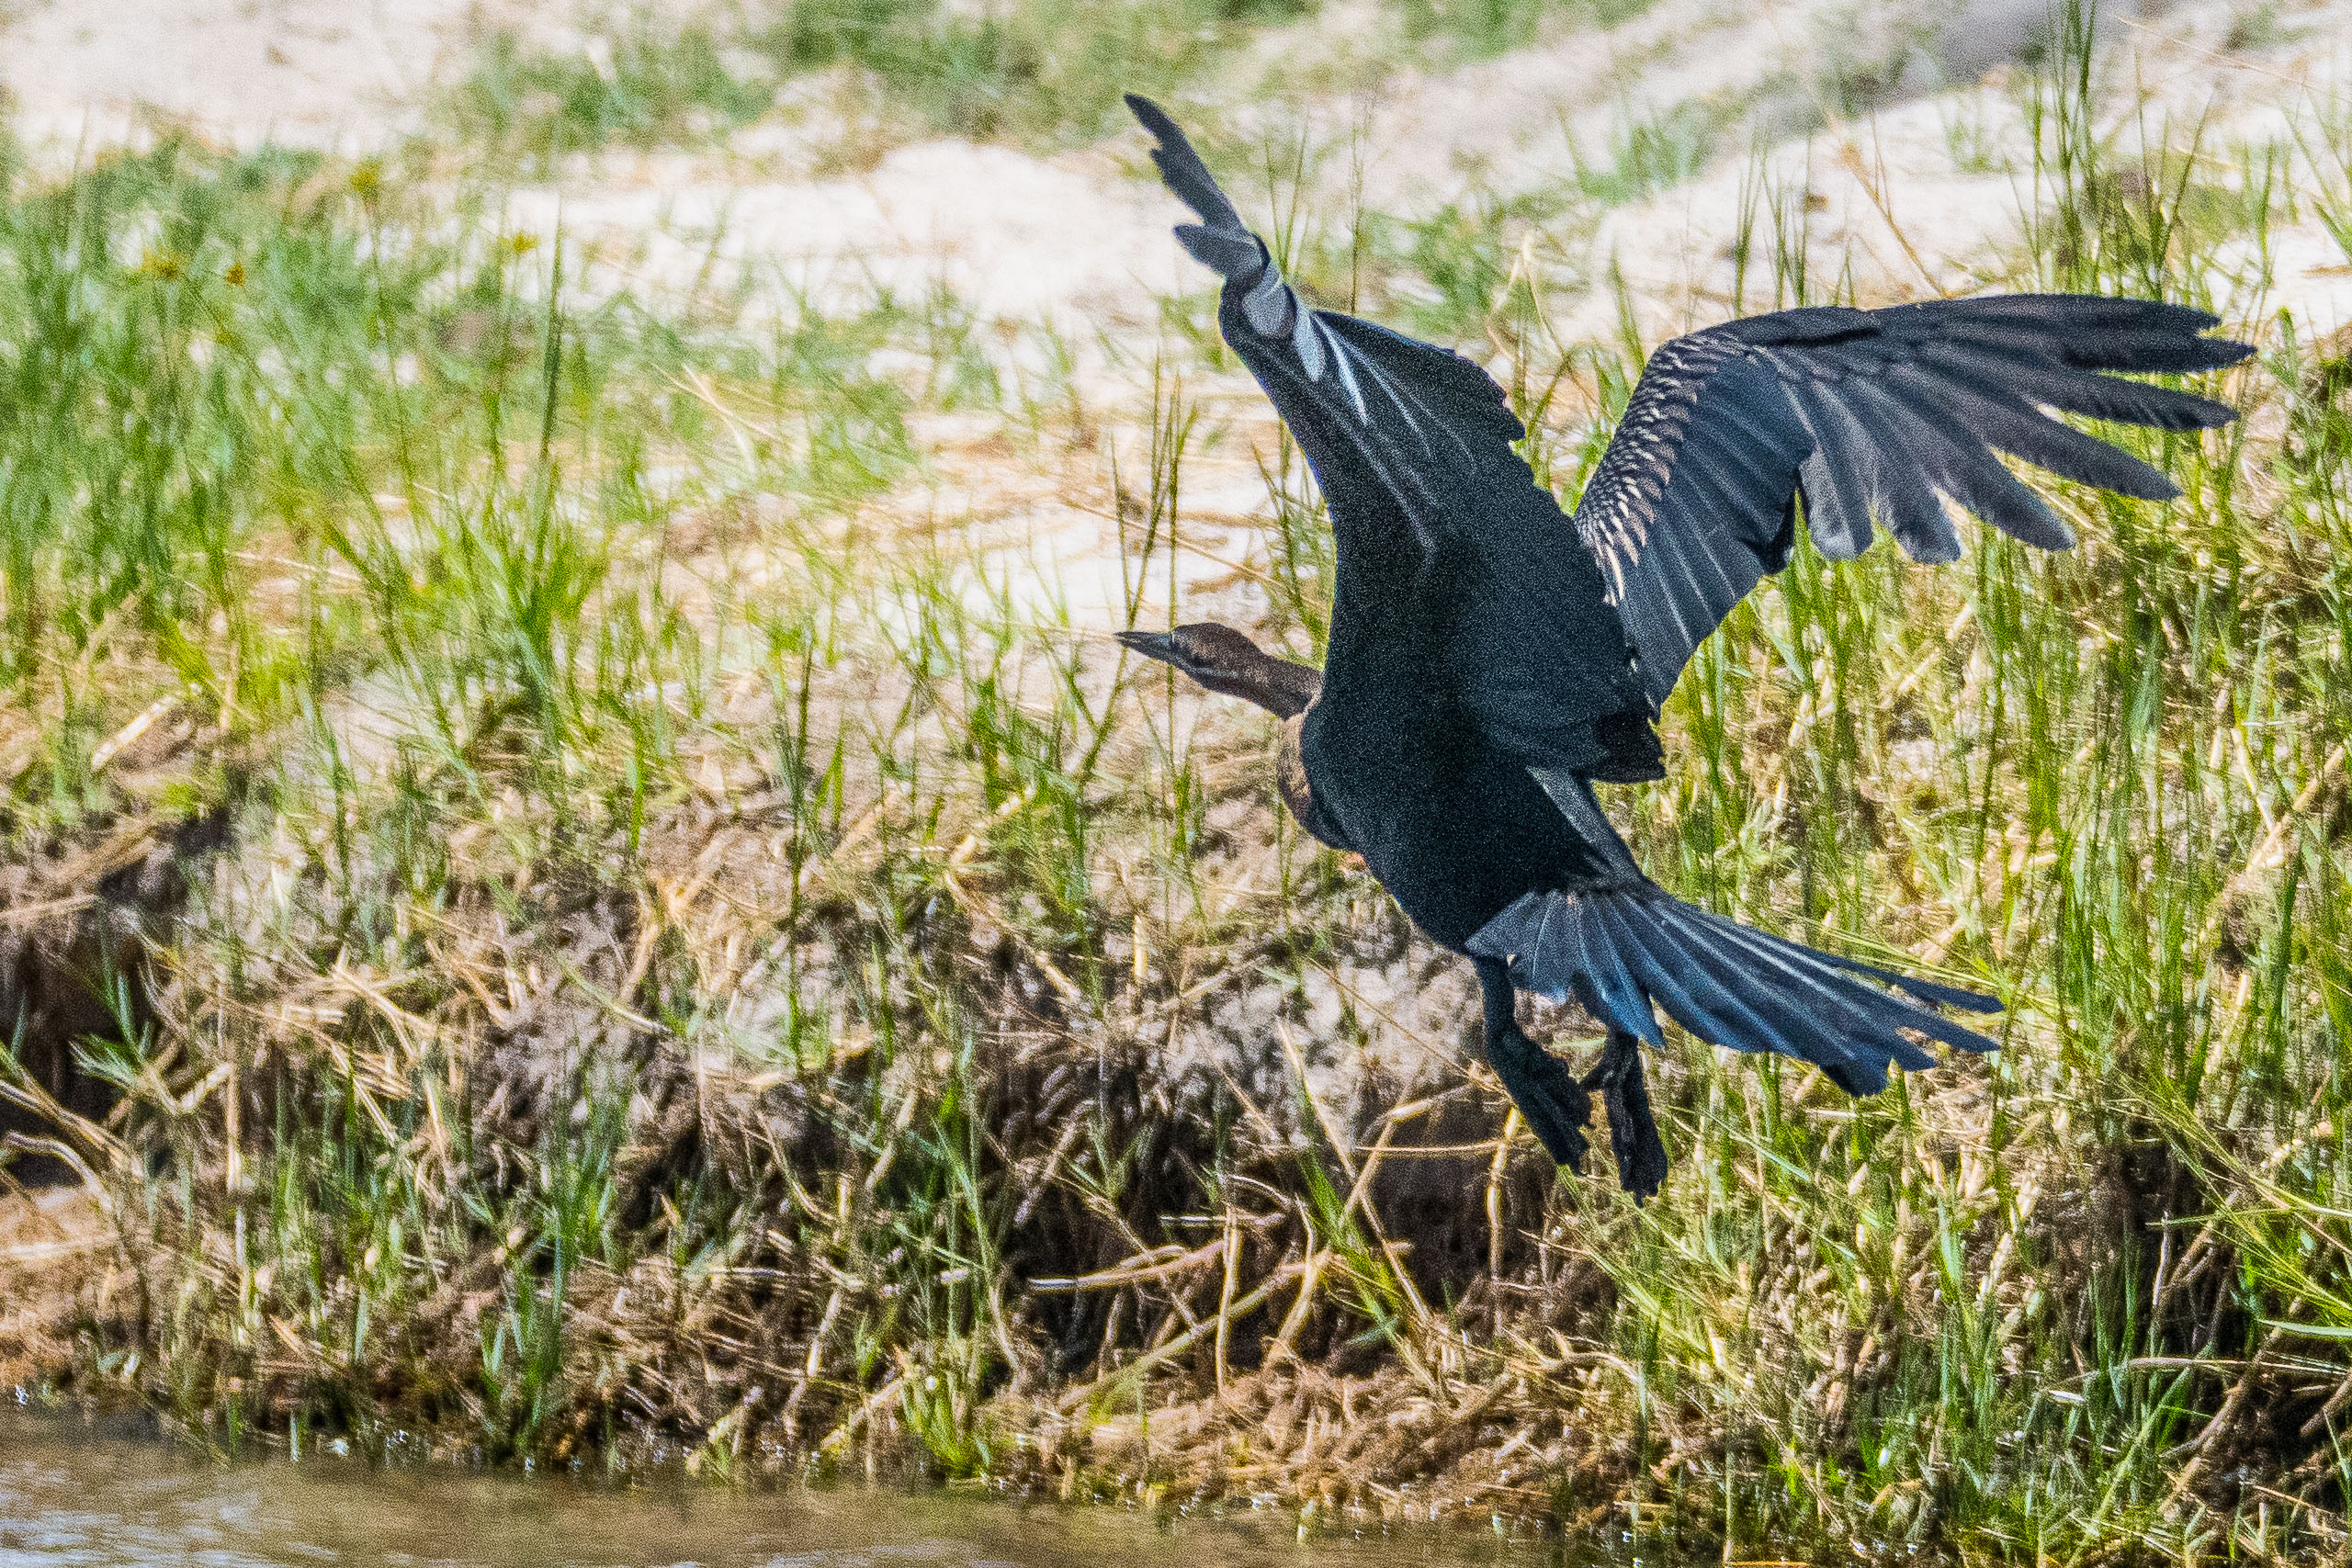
(0, 0), (510, 152)
(1562, 0), (2352, 344)
(0, 1186), (111, 1392)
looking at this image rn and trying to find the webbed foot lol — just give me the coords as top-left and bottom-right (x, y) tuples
(1475, 956), (1590, 1171)
(1583, 1027), (1668, 1202)
(1490, 1024), (1591, 1170)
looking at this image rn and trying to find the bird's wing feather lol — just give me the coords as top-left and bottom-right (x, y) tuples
(1129, 96), (1657, 780)
(1582, 298), (2249, 706)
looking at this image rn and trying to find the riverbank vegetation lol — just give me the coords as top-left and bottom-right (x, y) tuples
(4, 2), (2352, 1561)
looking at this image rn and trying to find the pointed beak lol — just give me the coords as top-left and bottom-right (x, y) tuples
(1115, 628), (1179, 666)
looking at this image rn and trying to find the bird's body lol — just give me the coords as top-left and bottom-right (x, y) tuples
(1305, 570), (1619, 948)
(1119, 96), (2251, 1198)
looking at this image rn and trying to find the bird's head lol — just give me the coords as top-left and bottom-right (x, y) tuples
(1119, 621), (1344, 853)
(1115, 623), (1318, 719)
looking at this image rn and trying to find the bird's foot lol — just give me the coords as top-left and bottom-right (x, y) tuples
(1489, 1026), (1590, 1171)
(1583, 1030), (1668, 1203)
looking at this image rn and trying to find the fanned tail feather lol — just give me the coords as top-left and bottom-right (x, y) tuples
(1466, 885), (1997, 1096)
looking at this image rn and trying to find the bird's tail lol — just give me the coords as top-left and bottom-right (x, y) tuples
(1466, 881), (1997, 1095)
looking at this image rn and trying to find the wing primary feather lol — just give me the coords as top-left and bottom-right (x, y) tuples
(1939, 321), (2248, 376)
(1830, 383), (1964, 561)
(1567, 293), (2238, 716)
(1912, 294), (2222, 334)
(1864, 384), (2080, 549)
(1914, 343), (2236, 431)
(1884, 366), (2180, 499)
(1891, 401), (2079, 549)
(1174, 225), (1264, 280)
(1787, 384), (1884, 558)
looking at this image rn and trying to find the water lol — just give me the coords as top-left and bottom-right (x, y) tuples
(0, 1412), (1531, 1568)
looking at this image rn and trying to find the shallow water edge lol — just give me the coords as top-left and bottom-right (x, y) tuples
(0, 1409), (1589, 1568)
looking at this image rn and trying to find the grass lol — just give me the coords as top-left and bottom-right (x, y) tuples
(447, 22), (783, 167)
(5, 0), (2352, 1562)
(435, 0), (1687, 169)
(446, 0), (1316, 165)
(1571, 100), (1727, 208)
(1393, 0), (1666, 59)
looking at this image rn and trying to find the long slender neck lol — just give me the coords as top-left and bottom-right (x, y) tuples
(1243, 649), (1323, 718)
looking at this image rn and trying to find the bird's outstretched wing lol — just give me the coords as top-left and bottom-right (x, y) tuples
(1128, 96), (1526, 462)
(1583, 299), (2251, 707)
(1128, 95), (1658, 781)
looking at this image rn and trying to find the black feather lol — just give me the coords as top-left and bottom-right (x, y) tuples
(1786, 382), (1884, 558)
(1574, 290), (2245, 699)
(1125, 96), (1248, 243)
(1860, 380), (2081, 549)
(1889, 367), (2180, 498)
(1832, 382), (1965, 561)
(1916, 344), (2237, 430)
(1469, 886), (1993, 1082)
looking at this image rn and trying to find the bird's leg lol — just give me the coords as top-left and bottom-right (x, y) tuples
(1473, 957), (1589, 1171)
(1583, 1028), (1668, 1203)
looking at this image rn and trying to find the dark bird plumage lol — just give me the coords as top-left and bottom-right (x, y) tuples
(1121, 95), (2251, 1201)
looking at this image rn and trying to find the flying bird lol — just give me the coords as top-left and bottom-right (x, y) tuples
(1118, 96), (2248, 1200)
